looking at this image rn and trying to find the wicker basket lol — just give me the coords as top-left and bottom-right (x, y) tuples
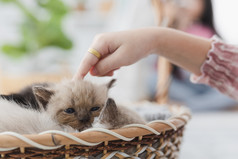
(0, 105), (190, 159)
(0, 1), (191, 158)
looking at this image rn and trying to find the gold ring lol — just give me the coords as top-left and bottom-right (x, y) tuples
(88, 48), (101, 59)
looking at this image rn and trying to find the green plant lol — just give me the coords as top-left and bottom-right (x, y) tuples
(0, 0), (73, 59)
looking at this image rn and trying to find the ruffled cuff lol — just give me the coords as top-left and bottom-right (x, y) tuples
(191, 36), (238, 100)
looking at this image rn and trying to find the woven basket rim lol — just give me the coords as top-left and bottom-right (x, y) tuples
(0, 105), (191, 150)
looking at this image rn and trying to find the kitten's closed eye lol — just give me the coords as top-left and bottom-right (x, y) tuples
(64, 108), (75, 114)
(90, 107), (100, 112)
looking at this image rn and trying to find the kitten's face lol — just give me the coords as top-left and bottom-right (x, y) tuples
(33, 79), (115, 131)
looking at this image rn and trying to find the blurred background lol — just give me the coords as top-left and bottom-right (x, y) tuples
(0, 0), (238, 158)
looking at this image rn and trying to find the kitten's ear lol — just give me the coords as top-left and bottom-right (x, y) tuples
(107, 79), (116, 89)
(105, 98), (118, 110)
(32, 86), (54, 110)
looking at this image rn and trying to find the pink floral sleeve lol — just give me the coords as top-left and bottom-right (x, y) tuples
(191, 36), (238, 100)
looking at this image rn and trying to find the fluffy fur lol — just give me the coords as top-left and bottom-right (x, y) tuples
(0, 79), (115, 133)
(0, 83), (50, 110)
(41, 79), (115, 131)
(0, 79), (146, 133)
(0, 100), (75, 134)
(93, 98), (146, 129)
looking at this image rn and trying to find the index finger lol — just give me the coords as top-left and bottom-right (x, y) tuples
(73, 53), (99, 80)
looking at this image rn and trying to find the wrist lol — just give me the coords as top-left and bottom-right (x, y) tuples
(144, 27), (168, 56)
(148, 27), (211, 75)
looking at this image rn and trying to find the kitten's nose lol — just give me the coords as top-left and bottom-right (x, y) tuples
(79, 116), (90, 123)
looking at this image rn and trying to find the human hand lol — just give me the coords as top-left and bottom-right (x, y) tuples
(73, 27), (210, 80)
(74, 28), (158, 79)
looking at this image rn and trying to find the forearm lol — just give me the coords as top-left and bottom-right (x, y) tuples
(150, 27), (211, 75)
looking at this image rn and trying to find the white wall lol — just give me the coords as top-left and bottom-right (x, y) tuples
(213, 0), (238, 43)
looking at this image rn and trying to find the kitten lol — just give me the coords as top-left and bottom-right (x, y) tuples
(0, 79), (115, 133)
(90, 98), (146, 157)
(93, 98), (146, 129)
(35, 79), (115, 131)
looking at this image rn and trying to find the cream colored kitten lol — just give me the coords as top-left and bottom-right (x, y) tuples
(33, 79), (115, 131)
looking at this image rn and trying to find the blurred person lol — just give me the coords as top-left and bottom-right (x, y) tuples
(174, 0), (217, 37)
(152, 0), (237, 111)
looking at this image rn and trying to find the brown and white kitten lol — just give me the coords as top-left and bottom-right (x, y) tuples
(32, 79), (116, 131)
(93, 98), (146, 129)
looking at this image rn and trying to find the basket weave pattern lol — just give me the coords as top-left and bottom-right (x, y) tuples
(1, 127), (184, 159)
